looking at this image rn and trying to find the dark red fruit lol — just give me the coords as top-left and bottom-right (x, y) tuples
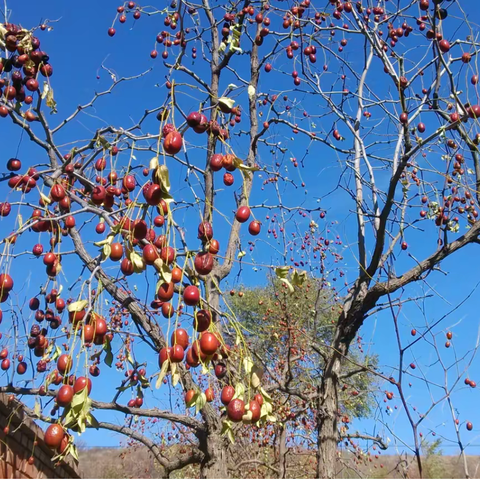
(158, 282), (174, 302)
(56, 354), (72, 375)
(235, 206), (251, 223)
(183, 285), (200, 306)
(194, 310), (211, 332)
(16, 362), (27, 375)
(170, 344), (185, 363)
(74, 377), (92, 395)
(163, 131), (183, 155)
(200, 332), (219, 356)
(221, 385), (235, 405)
(56, 385), (74, 407)
(227, 398), (245, 422)
(210, 154), (223, 171)
(198, 222), (213, 241)
(7, 158), (21, 171)
(0, 274), (13, 292)
(171, 328), (189, 349)
(159, 347), (171, 367)
(205, 387), (214, 402)
(248, 220), (261, 235)
(110, 243), (123, 261)
(249, 400), (261, 422)
(194, 252), (214, 275)
(44, 424), (64, 450)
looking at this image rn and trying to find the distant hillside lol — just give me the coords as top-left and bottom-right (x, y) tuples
(78, 445), (480, 479)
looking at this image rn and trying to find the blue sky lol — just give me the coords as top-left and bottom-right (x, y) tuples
(0, 0), (479, 458)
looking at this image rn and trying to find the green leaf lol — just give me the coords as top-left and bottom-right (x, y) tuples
(218, 97), (235, 111)
(260, 387), (272, 402)
(171, 372), (181, 387)
(63, 408), (76, 428)
(93, 237), (113, 247)
(195, 392), (207, 415)
(87, 413), (100, 429)
(282, 278), (295, 294)
(104, 336), (113, 367)
(243, 357), (254, 375)
(130, 251), (146, 273)
(150, 156), (159, 170)
(34, 399), (41, 418)
(45, 342), (54, 356)
(95, 135), (111, 150)
(42, 82), (57, 114)
(125, 349), (135, 367)
(221, 419), (235, 443)
(242, 410), (253, 423)
(291, 269), (307, 287)
(171, 362), (180, 387)
(102, 244), (111, 260)
(275, 266), (290, 279)
(52, 345), (62, 362)
(237, 163), (260, 172)
(67, 300), (88, 313)
(138, 373), (150, 388)
(70, 444), (79, 462)
(116, 382), (134, 392)
(155, 360), (170, 389)
(39, 191), (52, 206)
(233, 157), (259, 172)
(77, 417), (86, 434)
(251, 365), (263, 388)
(71, 387), (88, 413)
(155, 165), (171, 193)
(155, 260), (172, 283)
(234, 383), (245, 401)
(159, 191), (175, 205)
(221, 419), (233, 435)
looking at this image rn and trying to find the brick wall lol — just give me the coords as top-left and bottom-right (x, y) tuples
(0, 393), (79, 479)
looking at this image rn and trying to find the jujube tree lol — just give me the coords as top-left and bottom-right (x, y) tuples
(0, 0), (479, 478)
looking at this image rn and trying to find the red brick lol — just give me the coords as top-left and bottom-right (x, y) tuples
(5, 448), (15, 464)
(5, 462), (14, 478)
(24, 462), (36, 478)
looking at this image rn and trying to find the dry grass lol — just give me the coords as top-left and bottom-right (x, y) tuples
(78, 446), (165, 479)
(77, 445), (480, 479)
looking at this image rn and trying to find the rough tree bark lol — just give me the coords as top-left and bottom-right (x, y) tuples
(278, 423), (288, 479)
(198, 428), (229, 479)
(316, 281), (375, 478)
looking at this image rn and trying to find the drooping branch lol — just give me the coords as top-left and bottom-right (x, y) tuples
(0, 386), (204, 431)
(18, 400), (204, 476)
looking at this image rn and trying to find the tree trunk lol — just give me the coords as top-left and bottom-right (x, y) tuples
(278, 423), (287, 479)
(198, 431), (228, 479)
(316, 282), (373, 478)
(316, 351), (342, 479)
